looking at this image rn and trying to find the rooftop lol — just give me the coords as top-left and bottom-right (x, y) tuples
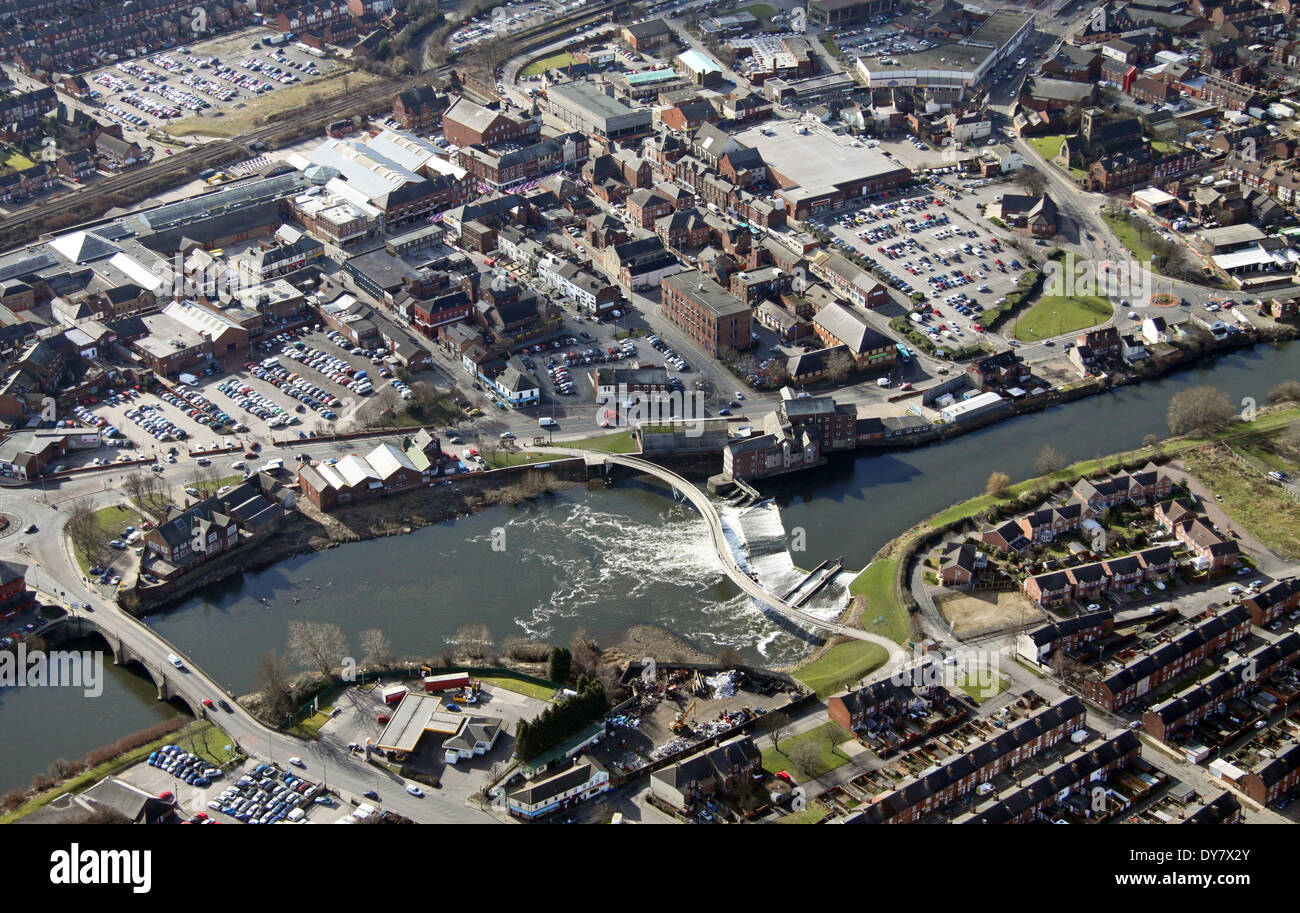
(737, 123), (908, 202)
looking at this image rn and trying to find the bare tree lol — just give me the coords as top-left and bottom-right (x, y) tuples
(986, 471), (1012, 497)
(569, 628), (602, 677)
(785, 739), (823, 779)
(359, 628), (393, 668)
(286, 620), (350, 676)
(66, 502), (108, 572)
(190, 464), (222, 497)
(78, 807), (133, 824)
(1034, 444), (1067, 476)
(122, 471), (150, 509)
(822, 348), (856, 384)
(1279, 420), (1300, 456)
(256, 650), (295, 721)
(760, 709), (791, 751)
(1015, 167), (1048, 197)
(454, 623), (493, 661)
(1268, 380), (1300, 404)
(1167, 385), (1236, 436)
(716, 647), (744, 667)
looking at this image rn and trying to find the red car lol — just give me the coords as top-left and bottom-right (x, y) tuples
(244, 451), (257, 459)
(202, 698), (215, 709)
(158, 791), (174, 802)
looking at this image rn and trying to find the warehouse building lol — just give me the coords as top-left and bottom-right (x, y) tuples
(855, 10), (1034, 92)
(542, 80), (654, 145)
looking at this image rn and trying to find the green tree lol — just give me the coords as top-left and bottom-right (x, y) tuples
(547, 646), (572, 684)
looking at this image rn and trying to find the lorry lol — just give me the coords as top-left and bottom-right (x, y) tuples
(422, 672), (470, 693)
(379, 685), (409, 705)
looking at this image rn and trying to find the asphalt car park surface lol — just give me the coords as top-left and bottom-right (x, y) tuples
(814, 179), (1024, 346)
(122, 750), (337, 824)
(79, 27), (338, 133)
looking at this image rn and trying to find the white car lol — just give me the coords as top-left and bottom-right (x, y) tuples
(167, 654), (184, 669)
(289, 757), (305, 768)
(405, 784), (424, 797)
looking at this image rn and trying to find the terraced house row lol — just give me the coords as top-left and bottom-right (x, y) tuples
(1081, 606), (1252, 712)
(851, 697), (1087, 824)
(1016, 608), (1115, 668)
(1022, 545), (1177, 608)
(956, 731), (1144, 824)
(1142, 633), (1300, 741)
(3, 0), (252, 75)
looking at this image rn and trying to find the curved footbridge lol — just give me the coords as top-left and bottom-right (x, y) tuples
(554, 448), (906, 670)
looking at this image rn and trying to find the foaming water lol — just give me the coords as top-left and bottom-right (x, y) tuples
(718, 499), (853, 632)
(148, 485), (825, 690)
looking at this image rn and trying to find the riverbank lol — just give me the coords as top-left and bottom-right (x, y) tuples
(0, 718), (235, 823)
(841, 402), (1300, 659)
(122, 459), (592, 615)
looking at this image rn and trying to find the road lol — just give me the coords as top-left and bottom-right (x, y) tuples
(5, 445), (512, 820)
(2, 437), (913, 822)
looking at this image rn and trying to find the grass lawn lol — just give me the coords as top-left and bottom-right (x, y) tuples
(1182, 445), (1300, 558)
(1024, 135), (1065, 161)
(290, 709), (332, 740)
(562, 430), (637, 453)
(482, 450), (548, 469)
(72, 504), (139, 575)
(794, 641), (890, 698)
(740, 2), (778, 19)
(821, 36), (844, 57)
(167, 69), (378, 138)
(478, 675), (559, 701)
(1101, 210), (1158, 264)
(956, 673), (1009, 704)
(189, 473), (245, 497)
(520, 51), (579, 77)
(762, 722), (852, 779)
(178, 721), (244, 766)
(1012, 295), (1113, 342)
(848, 558), (911, 645)
(778, 799), (830, 823)
(5, 150), (36, 170)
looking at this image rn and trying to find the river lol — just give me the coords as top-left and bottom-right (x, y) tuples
(5, 339), (1298, 792)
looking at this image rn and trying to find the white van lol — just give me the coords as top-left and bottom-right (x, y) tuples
(539, 416), (558, 428)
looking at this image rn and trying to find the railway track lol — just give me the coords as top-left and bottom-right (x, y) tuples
(0, 0), (626, 244)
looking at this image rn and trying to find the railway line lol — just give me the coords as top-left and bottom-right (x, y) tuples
(0, 0), (626, 244)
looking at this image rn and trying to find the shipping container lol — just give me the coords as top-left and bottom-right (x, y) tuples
(422, 672), (470, 693)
